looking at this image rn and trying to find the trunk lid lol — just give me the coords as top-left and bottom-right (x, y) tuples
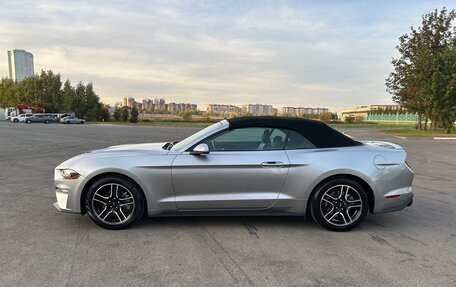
(362, 140), (404, 150)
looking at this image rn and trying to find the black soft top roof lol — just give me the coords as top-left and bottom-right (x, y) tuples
(227, 116), (362, 148)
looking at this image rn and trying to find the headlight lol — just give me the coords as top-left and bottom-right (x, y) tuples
(60, 169), (80, 179)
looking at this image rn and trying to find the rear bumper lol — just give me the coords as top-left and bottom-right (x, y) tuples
(374, 189), (413, 214)
(372, 162), (415, 214)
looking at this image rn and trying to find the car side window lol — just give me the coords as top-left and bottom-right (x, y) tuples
(284, 130), (316, 149)
(203, 127), (288, 151)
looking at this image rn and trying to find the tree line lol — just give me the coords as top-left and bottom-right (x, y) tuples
(112, 106), (139, 123)
(386, 8), (455, 133)
(0, 70), (109, 121)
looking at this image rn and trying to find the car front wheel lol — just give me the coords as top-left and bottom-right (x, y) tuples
(311, 178), (368, 231)
(25, 120), (31, 124)
(13, 119), (19, 123)
(85, 176), (145, 229)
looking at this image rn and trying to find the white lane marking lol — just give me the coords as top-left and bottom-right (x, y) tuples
(434, 137), (456, 140)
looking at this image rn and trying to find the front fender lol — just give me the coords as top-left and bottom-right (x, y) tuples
(78, 168), (153, 211)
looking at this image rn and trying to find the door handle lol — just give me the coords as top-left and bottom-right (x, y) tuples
(261, 161), (285, 168)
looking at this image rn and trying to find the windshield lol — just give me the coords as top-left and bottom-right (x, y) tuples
(171, 121), (225, 151)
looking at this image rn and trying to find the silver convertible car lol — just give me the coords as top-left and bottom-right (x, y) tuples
(54, 117), (414, 231)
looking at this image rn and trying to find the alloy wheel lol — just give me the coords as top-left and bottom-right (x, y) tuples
(91, 183), (135, 225)
(320, 184), (363, 226)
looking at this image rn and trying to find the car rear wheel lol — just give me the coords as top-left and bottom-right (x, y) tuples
(85, 176), (145, 229)
(66, 121), (71, 124)
(25, 119), (31, 124)
(311, 178), (368, 231)
(44, 120), (50, 124)
(80, 121), (84, 124)
(13, 118), (19, 123)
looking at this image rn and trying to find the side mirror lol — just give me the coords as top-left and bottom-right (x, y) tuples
(190, 143), (210, 155)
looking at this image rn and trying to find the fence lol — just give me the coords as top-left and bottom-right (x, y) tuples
(366, 113), (418, 122)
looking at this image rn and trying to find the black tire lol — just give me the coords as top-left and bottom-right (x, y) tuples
(26, 120), (31, 124)
(85, 176), (145, 230)
(310, 178), (368, 231)
(80, 121), (84, 124)
(44, 120), (50, 124)
(13, 118), (19, 123)
(66, 121), (71, 124)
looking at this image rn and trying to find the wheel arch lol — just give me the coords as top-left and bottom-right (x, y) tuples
(306, 173), (375, 214)
(80, 172), (148, 215)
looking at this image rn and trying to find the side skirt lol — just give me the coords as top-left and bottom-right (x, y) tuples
(150, 210), (305, 217)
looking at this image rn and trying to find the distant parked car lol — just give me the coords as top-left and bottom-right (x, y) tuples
(10, 113), (33, 123)
(59, 113), (75, 119)
(25, 114), (56, 124)
(44, 113), (61, 120)
(61, 116), (85, 124)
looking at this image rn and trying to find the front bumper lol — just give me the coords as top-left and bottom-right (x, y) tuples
(54, 191), (80, 213)
(53, 169), (85, 214)
(53, 201), (75, 213)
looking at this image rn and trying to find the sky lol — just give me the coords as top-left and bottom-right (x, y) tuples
(0, 0), (454, 112)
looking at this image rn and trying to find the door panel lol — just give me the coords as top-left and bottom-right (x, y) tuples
(171, 150), (290, 210)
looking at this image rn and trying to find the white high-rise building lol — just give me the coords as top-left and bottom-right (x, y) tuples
(7, 49), (34, 82)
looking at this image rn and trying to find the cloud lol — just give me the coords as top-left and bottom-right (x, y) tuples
(0, 0), (448, 111)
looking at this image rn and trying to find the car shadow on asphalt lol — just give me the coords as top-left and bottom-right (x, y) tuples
(131, 214), (407, 232)
(136, 215), (320, 230)
(59, 211), (411, 232)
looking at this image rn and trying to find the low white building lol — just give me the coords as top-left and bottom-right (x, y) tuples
(282, 106), (329, 116)
(242, 104), (274, 116)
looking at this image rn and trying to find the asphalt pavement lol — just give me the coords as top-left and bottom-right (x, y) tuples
(0, 121), (455, 286)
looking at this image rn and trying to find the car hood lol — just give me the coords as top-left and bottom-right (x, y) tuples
(96, 142), (168, 153)
(57, 142), (169, 169)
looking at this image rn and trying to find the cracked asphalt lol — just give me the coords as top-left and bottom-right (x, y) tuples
(0, 121), (455, 286)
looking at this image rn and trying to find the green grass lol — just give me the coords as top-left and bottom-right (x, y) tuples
(89, 120), (455, 137)
(90, 120), (418, 129)
(328, 122), (415, 129)
(89, 120), (215, 127)
(379, 128), (455, 137)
